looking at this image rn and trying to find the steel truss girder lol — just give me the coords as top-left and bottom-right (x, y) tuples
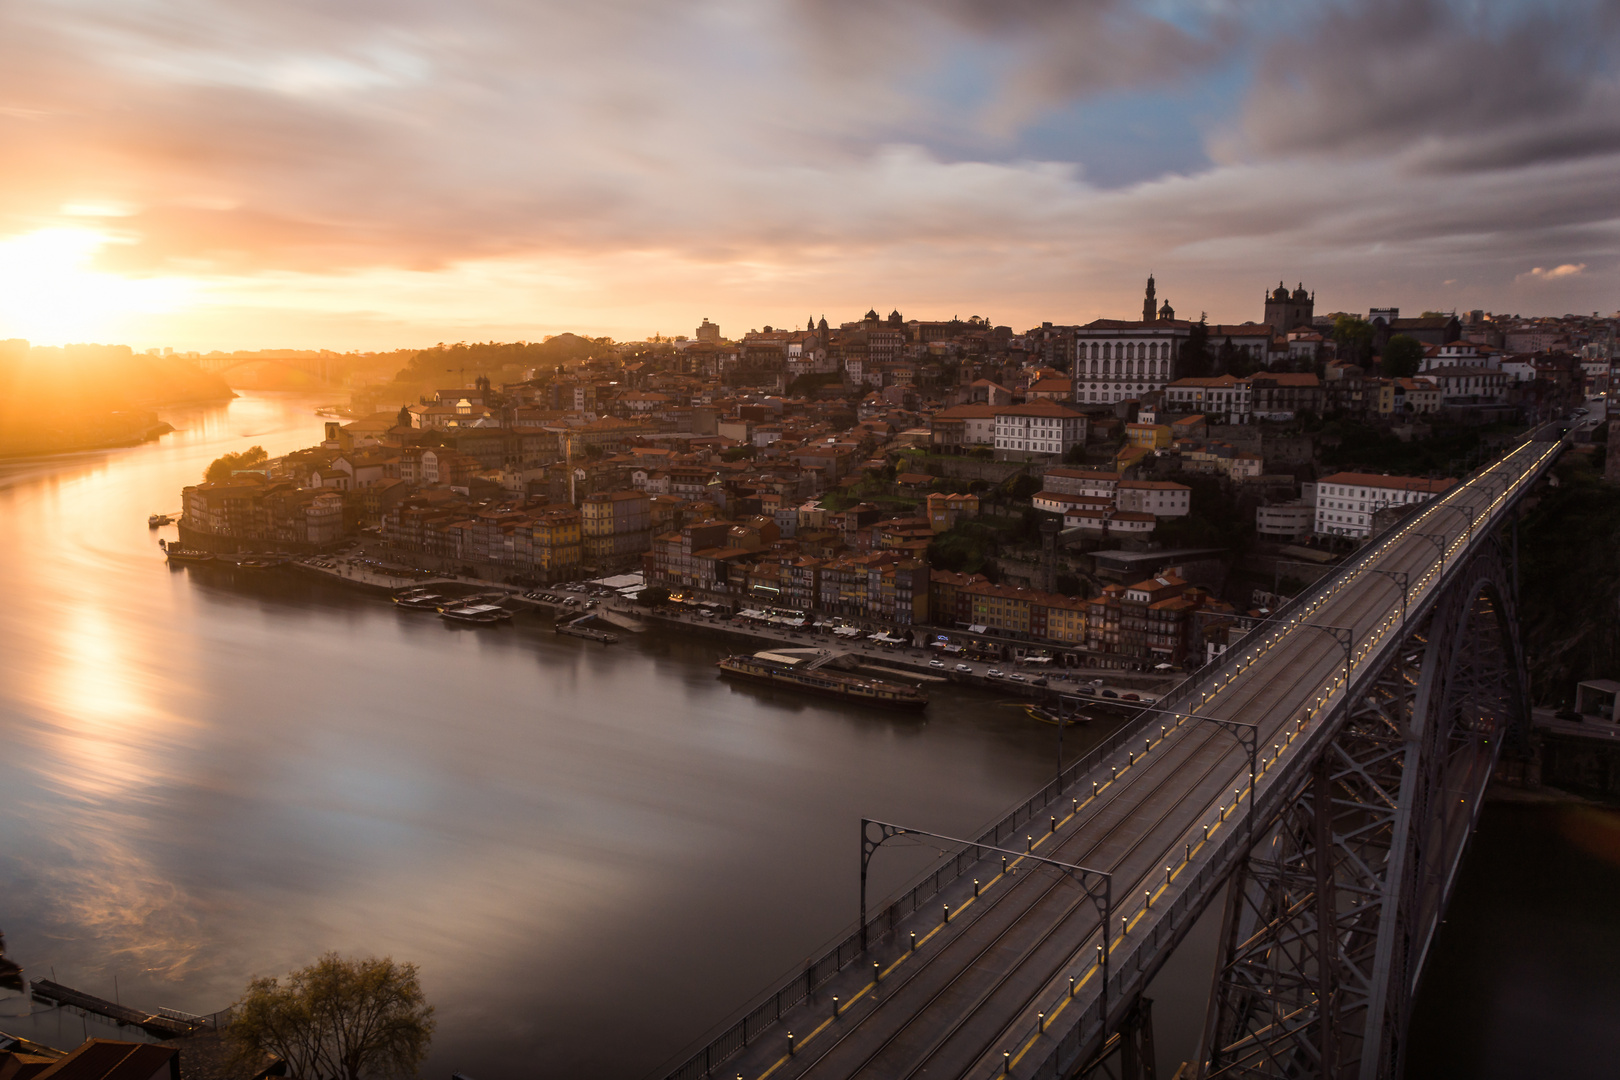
(1199, 540), (1529, 1080)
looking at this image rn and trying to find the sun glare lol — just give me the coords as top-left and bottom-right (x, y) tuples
(0, 227), (196, 344)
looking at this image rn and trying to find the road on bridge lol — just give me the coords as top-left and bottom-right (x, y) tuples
(709, 431), (1565, 1080)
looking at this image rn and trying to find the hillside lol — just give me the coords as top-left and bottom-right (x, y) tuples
(0, 340), (235, 457)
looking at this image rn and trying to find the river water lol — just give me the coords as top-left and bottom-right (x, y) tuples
(0, 393), (1117, 1077)
(2, 392), (1612, 1078)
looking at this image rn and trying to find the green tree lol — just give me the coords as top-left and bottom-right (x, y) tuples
(1178, 316), (1212, 378)
(1381, 334), (1425, 379)
(637, 586), (671, 607)
(1331, 315), (1374, 365)
(205, 445), (268, 483)
(230, 954), (434, 1080)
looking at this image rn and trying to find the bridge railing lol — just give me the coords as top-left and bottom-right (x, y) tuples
(658, 435), (1565, 1080)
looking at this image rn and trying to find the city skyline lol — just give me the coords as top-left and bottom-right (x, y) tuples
(1, 0), (1616, 351)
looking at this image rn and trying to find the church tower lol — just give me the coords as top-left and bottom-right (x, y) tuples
(1142, 275), (1158, 324)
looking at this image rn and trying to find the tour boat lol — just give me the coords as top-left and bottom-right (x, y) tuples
(439, 604), (510, 625)
(716, 649), (927, 709)
(159, 540), (215, 563)
(1026, 705), (1087, 726)
(147, 513), (173, 528)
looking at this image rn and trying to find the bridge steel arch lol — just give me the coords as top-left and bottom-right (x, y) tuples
(1197, 537), (1529, 1080)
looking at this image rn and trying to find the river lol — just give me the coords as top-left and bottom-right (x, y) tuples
(1, 392), (1612, 1079)
(0, 393), (1119, 1077)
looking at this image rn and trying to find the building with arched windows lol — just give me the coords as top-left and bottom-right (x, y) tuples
(1071, 277), (1193, 405)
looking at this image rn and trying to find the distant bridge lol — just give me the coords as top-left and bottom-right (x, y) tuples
(673, 424), (1570, 1080)
(192, 353), (345, 382)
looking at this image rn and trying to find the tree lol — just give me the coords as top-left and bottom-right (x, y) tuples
(1381, 334), (1425, 379)
(205, 445), (268, 483)
(1331, 315), (1374, 365)
(637, 586), (671, 607)
(1178, 316), (1212, 378)
(231, 954), (434, 1080)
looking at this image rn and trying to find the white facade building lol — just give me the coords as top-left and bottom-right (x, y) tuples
(1073, 319), (1192, 404)
(1164, 375), (1252, 424)
(993, 401), (1087, 460)
(1115, 480), (1191, 517)
(1314, 472), (1454, 539)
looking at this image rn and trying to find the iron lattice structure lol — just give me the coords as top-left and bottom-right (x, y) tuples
(1198, 539), (1528, 1080)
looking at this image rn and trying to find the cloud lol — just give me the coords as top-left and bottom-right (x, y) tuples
(1229, 0), (1620, 173)
(1518, 263), (1588, 282)
(0, 0), (1615, 348)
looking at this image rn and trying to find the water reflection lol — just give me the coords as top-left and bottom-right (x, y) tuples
(0, 394), (1088, 1078)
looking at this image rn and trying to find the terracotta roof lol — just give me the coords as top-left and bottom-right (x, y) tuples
(1318, 472), (1456, 493)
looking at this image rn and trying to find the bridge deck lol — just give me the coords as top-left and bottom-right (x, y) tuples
(712, 434), (1563, 1080)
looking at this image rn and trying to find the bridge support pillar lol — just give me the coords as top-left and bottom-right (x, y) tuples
(1078, 995), (1156, 1080)
(1197, 541), (1528, 1079)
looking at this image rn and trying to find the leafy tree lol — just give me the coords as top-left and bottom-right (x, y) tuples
(230, 954), (434, 1080)
(637, 586), (671, 607)
(1005, 474), (1041, 501)
(1062, 443), (1088, 465)
(1381, 334), (1425, 379)
(1178, 316), (1212, 378)
(1331, 315), (1374, 365)
(205, 445), (268, 483)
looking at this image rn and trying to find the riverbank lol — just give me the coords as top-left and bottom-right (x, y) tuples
(0, 420), (176, 460)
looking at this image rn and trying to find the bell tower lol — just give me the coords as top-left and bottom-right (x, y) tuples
(1142, 275), (1157, 324)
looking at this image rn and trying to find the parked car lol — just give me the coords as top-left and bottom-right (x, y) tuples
(929, 659), (946, 669)
(955, 663), (973, 673)
(986, 669), (1005, 678)
(1010, 673), (1027, 682)
(1101, 689), (1119, 698)
(1122, 692), (1140, 701)
(1032, 678), (1049, 687)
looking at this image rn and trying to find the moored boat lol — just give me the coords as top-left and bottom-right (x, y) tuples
(717, 649), (927, 709)
(440, 605), (509, 625)
(159, 539), (215, 563)
(147, 513), (173, 528)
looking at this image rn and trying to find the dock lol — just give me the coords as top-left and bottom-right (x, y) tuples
(29, 979), (206, 1039)
(556, 614), (620, 644)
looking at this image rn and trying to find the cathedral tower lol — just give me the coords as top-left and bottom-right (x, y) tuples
(1142, 275), (1158, 324)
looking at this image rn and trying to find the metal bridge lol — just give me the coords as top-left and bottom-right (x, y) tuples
(667, 426), (1569, 1080)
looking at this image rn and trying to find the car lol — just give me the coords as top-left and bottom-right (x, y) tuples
(1122, 692), (1140, 701)
(955, 663), (973, 673)
(1032, 678), (1049, 687)
(1555, 707), (1583, 723)
(1009, 673), (1027, 682)
(1079, 687), (1096, 696)
(929, 659), (946, 669)
(1101, 689), (1119, 698)
(986, 669), (1005, 678)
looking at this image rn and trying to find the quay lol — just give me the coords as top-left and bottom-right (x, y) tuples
(29, 979), (205, 1039)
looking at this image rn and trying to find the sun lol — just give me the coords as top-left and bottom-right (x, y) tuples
(0, 226), (196, 344)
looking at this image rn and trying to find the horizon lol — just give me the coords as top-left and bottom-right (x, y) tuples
(1, 0), (1616, 352)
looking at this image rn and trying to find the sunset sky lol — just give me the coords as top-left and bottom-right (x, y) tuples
(1, 0), (1616, 351)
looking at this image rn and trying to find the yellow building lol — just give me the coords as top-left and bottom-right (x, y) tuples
(530, 507), (582, 578)
(1124, 423), (1172, 450)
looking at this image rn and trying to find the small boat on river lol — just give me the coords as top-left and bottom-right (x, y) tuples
(148, 513), (174, 528)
